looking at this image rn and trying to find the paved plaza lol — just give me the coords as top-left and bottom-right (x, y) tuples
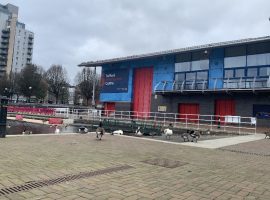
(0, 134), (270, 200)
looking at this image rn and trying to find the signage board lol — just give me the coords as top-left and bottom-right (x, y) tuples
(101, 68), (129, 93)
(253, 104), (270, 119)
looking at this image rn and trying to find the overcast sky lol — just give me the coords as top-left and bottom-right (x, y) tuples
(2, 0), (270, 83)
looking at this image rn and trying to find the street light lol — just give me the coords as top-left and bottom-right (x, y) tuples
(92, 66), (96, 107)
(4, 88), (8, 98)
(28, 86), (32, 103)
(61, 86), (65, 104)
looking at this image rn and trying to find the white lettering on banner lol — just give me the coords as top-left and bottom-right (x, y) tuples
(105, 74), (115, 78)
(105, 82), (114, 86)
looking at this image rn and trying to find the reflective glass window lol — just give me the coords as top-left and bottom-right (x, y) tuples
(191, 60), (209, 71)
(235, 69), (245, 78)
(259, 67), (270, 76)
(175, 73), (185, 81)
(186, 72), (196, 80)
(225, 70), (234, 78)
(247, 41), (270, 55)
(175, 52), (191, 63)
(247, 68), (258, 77)
(175, 62), (190, 72)
(196, 71), (208, 80)
(247, 53), (270, 66)
(224, 56), (246, 68)
(225, 45), (246, 57)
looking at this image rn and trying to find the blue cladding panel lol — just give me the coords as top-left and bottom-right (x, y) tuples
(208, 48), (224, 89)
(100, 56), (175, 102)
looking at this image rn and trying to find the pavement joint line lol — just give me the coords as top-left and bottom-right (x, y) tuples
(0, 165), (133, 197)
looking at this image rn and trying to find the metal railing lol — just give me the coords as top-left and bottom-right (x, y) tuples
(155, 76), (270, 92)
(55, 109), (257, 134)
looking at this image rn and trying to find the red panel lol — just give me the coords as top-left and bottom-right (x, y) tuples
(178, 103), (199, 123)
(49, 118), (63, 125)
(215, 99), (235, 124)
(133, 67), (153, 118)
(104, 102), (115, 116)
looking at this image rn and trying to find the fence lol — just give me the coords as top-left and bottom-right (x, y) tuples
(56, 109), (257, 134)
(7, 106), (257, 134)
(7, 106), (55, 116)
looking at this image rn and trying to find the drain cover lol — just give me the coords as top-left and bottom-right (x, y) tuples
(0, 165), (133, 196)
(142, 158), (188, 168)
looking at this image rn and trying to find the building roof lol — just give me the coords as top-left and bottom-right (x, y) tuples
(79, 36), (270, 67)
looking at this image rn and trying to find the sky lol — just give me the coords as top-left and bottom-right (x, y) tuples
(2, 0), (270, 84)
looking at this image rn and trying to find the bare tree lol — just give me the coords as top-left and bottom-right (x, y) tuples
(45, 65), (68, 104)
(75, 68), (100, 106)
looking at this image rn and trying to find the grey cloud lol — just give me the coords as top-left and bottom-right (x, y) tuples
(3, 0), (270, 83)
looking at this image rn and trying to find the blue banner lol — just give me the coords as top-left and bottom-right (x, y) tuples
(101, 68), (129, 93)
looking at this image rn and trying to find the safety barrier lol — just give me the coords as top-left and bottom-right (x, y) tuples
(59, 109), (257, 134)
(7, 106), (55, 116)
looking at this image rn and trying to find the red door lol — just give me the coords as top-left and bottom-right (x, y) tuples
(178, 103), (199, 123)
(133, 67), (153, 118)
(215, 99), (235, 124)
(104, 102), (115, 116)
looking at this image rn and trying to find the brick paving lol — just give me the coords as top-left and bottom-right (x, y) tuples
(0, 134), (270, 199)
(220, 139), (270, 156)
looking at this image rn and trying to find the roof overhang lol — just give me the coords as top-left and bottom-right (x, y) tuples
(78, 36), (270, 67)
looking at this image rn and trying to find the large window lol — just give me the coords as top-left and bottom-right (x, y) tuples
(225, 45), (246, 57)
(247, 68), (258, 77)
(225, 70), (234, 78)
(224, 56), (246, 68)
(191, 60), (209, 71)
(259, 67), (270, 76)
(247, 41), (270, 55)
(247, 53), (270, 66)
(235, 69), (245, 78)
(175, 62), (190, 72)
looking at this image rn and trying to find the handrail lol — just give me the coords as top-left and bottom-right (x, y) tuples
(52, 108), (257, 134)
(154, 76), (270, 92)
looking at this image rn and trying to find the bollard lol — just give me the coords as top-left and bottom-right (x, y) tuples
(0, 98), (8, 138)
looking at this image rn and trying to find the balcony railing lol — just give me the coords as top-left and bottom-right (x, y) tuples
(154, 77), (270, 93)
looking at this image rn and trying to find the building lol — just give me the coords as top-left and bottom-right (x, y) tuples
(0, 3), (34, 77)
(79, 36), (270, 127)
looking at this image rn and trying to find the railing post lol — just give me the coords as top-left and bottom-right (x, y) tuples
(210, 115), (213, 131)
(197, 114), (200, 130)
(174, 114), (177, 127)
(163, 113), (166, 126)
(181, 81), (185, 93)
(185, 114), (187, 128)
(239, 77), (242, 89)
(172, 81), (176, 91)
(214, 78), (217, 90)
(255, 117), (257, 135)
(238, 117), (241, 134)
(191, 80), (195, 90)
(252, 77), (256, 92)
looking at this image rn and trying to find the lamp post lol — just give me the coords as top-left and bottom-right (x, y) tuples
(92, 66), (96, 107)
(28, 86), (32, 103)
(61, 86), (65, 104)
(4, 88), (8, 98)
